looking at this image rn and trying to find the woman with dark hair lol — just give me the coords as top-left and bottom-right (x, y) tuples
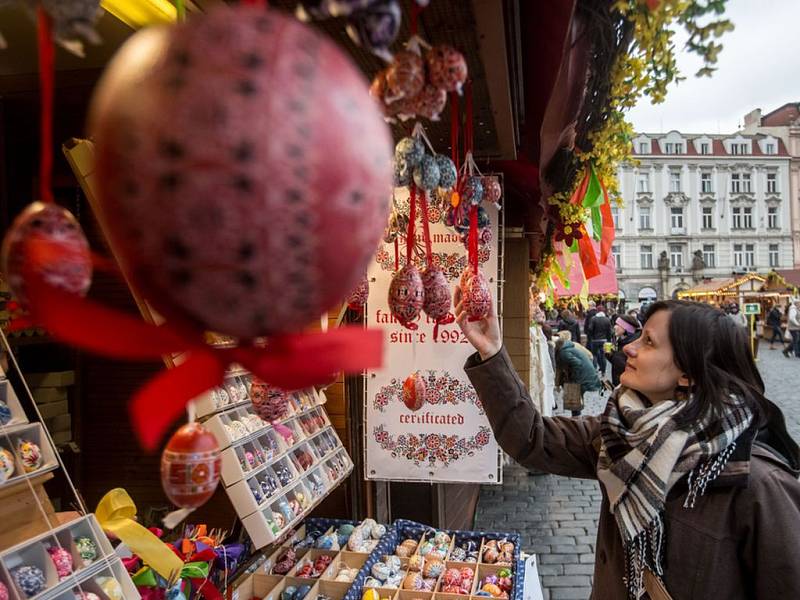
(455, 297), (800, 599)
(606, 314), (640, 387)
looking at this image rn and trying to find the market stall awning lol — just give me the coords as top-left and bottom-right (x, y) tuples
(677, 272), (767, 299)
(551, 240), (618, 297)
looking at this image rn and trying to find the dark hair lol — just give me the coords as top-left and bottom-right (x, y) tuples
(644, 300), (768, 426)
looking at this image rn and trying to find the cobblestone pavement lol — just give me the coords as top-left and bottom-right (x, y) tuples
(474, 344), (800, 600)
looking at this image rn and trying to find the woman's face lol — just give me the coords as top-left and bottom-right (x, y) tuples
(620, 309), (687, 403)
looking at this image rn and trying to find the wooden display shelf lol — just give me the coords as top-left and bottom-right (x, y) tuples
(0, 472), (58, 553)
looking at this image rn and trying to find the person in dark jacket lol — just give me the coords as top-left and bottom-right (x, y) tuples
(607, 314), (641, 387)
(582, 300), (597, 335)
(554, 335), (602, 416)
(767, 303), (786, 350)
(557, 309), (581, 344)
(586, 305), (613, 374)
(455, 295), (800, 600)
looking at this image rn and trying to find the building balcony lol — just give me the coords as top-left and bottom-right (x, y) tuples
(669, 227), (687, 236)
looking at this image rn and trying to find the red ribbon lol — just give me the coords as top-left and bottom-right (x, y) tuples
(469, 204), (478, 275)
(464, 80), (474, 155)
(407, 184), (417, 263)
(450, 92), (460, 170)
(22, 247), (383, 450)
(410, 0), (421, 36)
(37, 8), (54, 205)
(419, 191), (433, 267)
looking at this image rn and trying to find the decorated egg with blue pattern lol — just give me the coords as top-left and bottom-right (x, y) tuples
(413, 155), (441, 191)
(435, 155), (457, 190)
(464, 176), (484, 205)
(395, 137), (425, 169)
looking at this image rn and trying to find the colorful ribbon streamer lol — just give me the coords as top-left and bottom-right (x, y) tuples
(96, 489), (185, 580)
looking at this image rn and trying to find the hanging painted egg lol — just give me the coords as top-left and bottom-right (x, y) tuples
(16, 439), (42, 473)
(411, 84), (447, 121)
(250, 379), (290, 422)
(395, 137), (425, 169)
(346, 0), (401, 62)
(462, 271), (492, 321)
(160, 422), (221, 508)
(369, 68), (389, 102)
(89, 5), (392, 340)
(413, 155), (441, 191)
(41, 0), (102, 46)
(464, 176), (484, 205)
(426, 45), (468, 94)
(482, 175), (502, 204)
(393, 159), (412, 187)
(347, 275), (369, 312)
(0, 582), (8, 600)
(1, 202), (92, 308)
(385, 50), (424, 102)
(47, 546), (73, 580)
(402, 372), (426, 411)
(435, 155), (457, 190)
(422, 267), (452, 323)
(388, 265), (424, 329)
(0, 448), (11, 483)
(11, 565), (46, 598)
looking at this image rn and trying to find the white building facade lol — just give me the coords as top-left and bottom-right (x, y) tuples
(614, 130), (793, 304)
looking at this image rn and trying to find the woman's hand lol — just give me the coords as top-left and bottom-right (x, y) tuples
(454, 286), (502, 361)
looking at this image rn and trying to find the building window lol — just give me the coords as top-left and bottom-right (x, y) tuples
(640, 245), (653, 269)
(768, 206), (779, 229)
(637, 173), (650, 193)
(611, 206), (622, 230)
(700, 142), (710, 155)
(670, 207), (684, 231)
(732, 206), (742, 229)
(743, 206), (753, 228)
(665, 142), (674, 154)
(742, 172), (752, 193)
(730, 143), (748, 155)
(745, 244), (755, 267)
(731, 173), (741, 193)
(769, 244), (780, 267)
(765, 142), (776, 154)
(639, 206), (652, 230)
(638, 142), (648, 154)
(701, 172), (713, 193)
(669, 170), (682, 192)
(612, 245), (622, 272)
(669, 244), (684, 270)
(767, 172), (777, 193)
(702, 206), (714, 229)
(703, 244), (716, 268)
(734, 243), (743, 267)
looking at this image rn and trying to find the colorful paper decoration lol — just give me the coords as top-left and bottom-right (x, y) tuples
(88, 4), (392, 339)
(160, 423), (221, 509)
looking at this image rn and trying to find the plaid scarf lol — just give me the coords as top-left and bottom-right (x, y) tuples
(597, 387), (754, 598)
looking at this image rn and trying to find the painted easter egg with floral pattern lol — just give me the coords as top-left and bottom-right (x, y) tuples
(89, 5), (392, 339)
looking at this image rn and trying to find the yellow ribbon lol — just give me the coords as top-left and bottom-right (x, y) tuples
(96, 488), (184, 580)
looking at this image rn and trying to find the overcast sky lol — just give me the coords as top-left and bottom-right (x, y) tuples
(627, 0), (800, 135)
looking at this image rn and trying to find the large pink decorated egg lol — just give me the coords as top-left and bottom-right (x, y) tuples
(461, 271), (491, 321)
(89, 6), (393, 339)
(160, 422), (221, 508)
(411, 84), (447, 121)
(0, 202), (92, 307)
(250, 379), (289, 422)
(402, 372), (426, 411)
(421, 267), (451, 323)
(388, 264), (424, 329)
(426, 45), (468, 93)
(482, 176), (502, 204)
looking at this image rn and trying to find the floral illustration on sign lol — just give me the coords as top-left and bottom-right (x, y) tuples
(375, 247), (490, 281)
(372, 425), (492, 467)
(373, 371), (483, 413)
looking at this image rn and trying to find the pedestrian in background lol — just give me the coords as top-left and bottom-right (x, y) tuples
(553, 331), (602, 416)
(607, 314), (641, 387)
(557, 308), (581, 344)
(586, 304), (613, 375)
(767, 303), (786, 351)
(727, 302), (748, 328)
(583, 300), (598, 337)
(786, 300), (800, 358)
(458, 297), (800, 599)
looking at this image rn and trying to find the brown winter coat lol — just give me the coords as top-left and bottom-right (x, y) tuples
(465, 347), (800, 599)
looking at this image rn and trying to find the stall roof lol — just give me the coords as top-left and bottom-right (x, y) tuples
(678, 273), (767, 298)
